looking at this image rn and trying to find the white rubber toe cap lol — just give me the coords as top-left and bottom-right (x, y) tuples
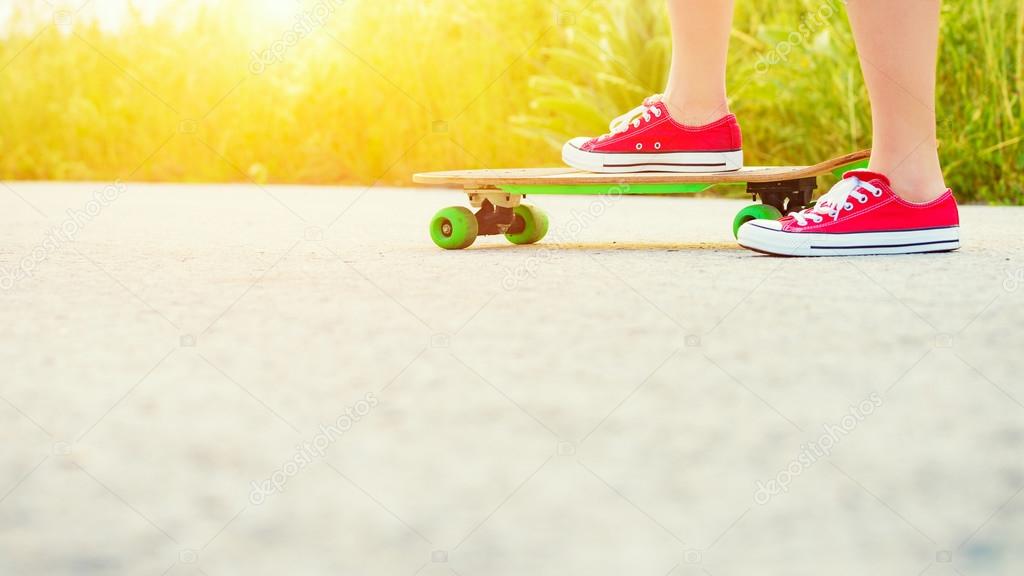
(737, 218), (795, 255)
(562, 137), (600, 171)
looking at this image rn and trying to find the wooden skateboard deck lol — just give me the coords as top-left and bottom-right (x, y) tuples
(413, 150), (870, 190)
(413, 150), (871, 249)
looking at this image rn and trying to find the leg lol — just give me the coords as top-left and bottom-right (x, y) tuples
(663, 0), (735, 125)
(737, 1), (960, 255)
(847, 0), (947, 202)
(562, 0), (742, 173)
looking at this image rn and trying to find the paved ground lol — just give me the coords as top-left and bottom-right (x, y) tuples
(1, 181), (1022, 576)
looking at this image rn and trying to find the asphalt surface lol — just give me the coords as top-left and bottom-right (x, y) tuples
(1, 181), (1023, 576)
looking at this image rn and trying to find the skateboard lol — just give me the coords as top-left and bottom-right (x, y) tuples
(413, 150), (871, 250)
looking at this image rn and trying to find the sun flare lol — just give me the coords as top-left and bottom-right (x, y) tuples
(22, 0), (308, 32)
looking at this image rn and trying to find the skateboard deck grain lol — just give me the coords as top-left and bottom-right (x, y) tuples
(413, 150), (870, 187)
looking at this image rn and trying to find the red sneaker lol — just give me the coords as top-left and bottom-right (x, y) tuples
(737, 170), (960, 256)
(562, 95), (743, 173)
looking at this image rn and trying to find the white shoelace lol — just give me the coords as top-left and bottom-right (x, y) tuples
(599, 94), (664, 140)
(788, 176), (883, 226)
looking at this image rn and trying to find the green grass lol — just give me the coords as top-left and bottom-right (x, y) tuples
(0, 0), (1020, 203)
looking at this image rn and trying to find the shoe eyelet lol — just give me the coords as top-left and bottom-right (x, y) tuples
(873, 190), (882, 197)
(858, 196), (868, 204)
(654, 142), (662, 150)
(636, 143), (643, 150)
(844, 202), (854, 211)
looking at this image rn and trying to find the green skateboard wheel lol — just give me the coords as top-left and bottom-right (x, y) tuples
(732, 204), (783, 239)
(430, 206), (478, 250)
(505, 204), (549, 245)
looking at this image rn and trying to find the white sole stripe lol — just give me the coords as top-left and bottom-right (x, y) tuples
(562, 141), (744, 174)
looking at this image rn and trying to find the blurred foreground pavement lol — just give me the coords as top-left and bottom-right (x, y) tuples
(1, 182), (1023, 576)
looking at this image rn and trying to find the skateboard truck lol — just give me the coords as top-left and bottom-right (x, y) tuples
(747, 176), (817, 215)
(474, 199), (525, 236)
(466, 190), (528, 236)
(467, 189), (521, 209)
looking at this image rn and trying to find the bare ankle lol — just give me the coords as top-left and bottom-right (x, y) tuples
(661, 96), (731, 126)
(873, 165), (947, 203)
(868, 147), (947, 203)
(889, 180), (949, 204)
